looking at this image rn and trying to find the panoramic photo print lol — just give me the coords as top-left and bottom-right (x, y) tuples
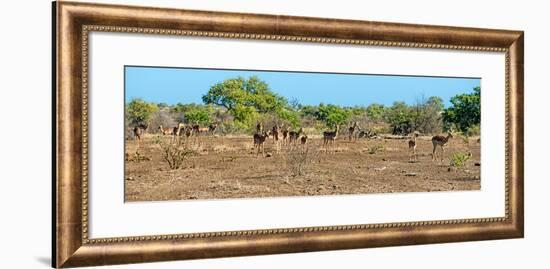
(124, 66), (481, 202)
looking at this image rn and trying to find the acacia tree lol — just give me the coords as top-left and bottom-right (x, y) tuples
(443, 87), (481, 133)
(202, 76), (289, 125)
(126, 98), (158, 126)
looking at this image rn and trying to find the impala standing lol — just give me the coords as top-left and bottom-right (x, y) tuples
(408, 131), (420, 162)
(322, 125), (339, 154)
(431, 133), (453, 162)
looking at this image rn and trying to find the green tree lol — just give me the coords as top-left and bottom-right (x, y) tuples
(126, 98), (158, 125)
(184, 109), (211, 125)
(427, 96), (444, 110)
(443, 87), (481, 133)
(300, 105), (318, 118)
(315, 104), (350, 127)
(232, 104), (257, 124)
(170, 103), (215, 125)
(348, 106), (367, 117)
(386, 101), (414, 134)
(157, 102), (169, 109)
(366, 103), (386, 121)
(172, 103), (202, 114)
(277, 108), (300, 128)
(202, 76), (288, 124)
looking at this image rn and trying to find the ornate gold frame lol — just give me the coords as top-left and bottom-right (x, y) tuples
(54, 1), (524, 268)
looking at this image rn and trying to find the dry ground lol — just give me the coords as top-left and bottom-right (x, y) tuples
(125, 133), (480, 202)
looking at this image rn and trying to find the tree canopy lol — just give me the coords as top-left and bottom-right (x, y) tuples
(443, 87), (480, 133)
(366, 103), (386, 121)
(171, 103), (214, 125)
(314, 104), (351, 127)
(126, 98), (158, 126)
(202, 76), (290, 125)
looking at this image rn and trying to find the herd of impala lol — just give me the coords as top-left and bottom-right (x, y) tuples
(132, 121), (458, 161)
(252, 121), (458, 162)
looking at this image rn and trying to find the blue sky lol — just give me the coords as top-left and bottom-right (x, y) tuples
(125, 66), (480, 107)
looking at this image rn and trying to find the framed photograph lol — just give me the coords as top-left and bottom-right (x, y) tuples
(54, 1), (524, 268)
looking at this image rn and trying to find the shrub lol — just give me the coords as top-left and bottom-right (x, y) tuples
(286, 148), (318, 176)
(125, 151), (151, 163)
(466, 124), (481, 136)
(153, 136), (196, 170)
(413, 96), (444, 135)
(452, 132), (470, 144)
(367, 143), (385, 154)
(443, 87), (481, 133)
(149, 109), (177, 132)
(315, 104), (351, 128)
(126, 98), (158, 126)
(449, 151), (472, 167)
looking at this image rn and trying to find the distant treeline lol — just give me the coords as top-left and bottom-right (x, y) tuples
(126, 76), (480, 136)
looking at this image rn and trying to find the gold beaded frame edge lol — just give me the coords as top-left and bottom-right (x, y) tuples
(55, 2), (523, 267)
(80, 25), (510, 244)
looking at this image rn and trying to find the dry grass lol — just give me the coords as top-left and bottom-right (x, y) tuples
(286, 147), (319, 176)
(125, 135), (480, 201)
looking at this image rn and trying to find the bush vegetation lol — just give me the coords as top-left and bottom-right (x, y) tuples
(153, 136), (196, 170)
(286, 148), (318, 176)
(449, 151), (472, 167)
(126, 76), (481, 137)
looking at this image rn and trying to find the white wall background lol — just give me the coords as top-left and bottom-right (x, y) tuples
(0, 0), (547, 268)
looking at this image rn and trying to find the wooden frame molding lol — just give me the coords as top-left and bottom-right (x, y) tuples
(54, 1), (524, 268)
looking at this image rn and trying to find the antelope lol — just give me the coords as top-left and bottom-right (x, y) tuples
(323, 125), (339, 153)
(172, 124), (179, 137)
(158, 125), (172, 135)
(192, 124), (209, 136)
(132, 123), (148, 140)
(289, 128), (303, 144)
(431, 133), (453, 162)
(132, 123), (147, 148)
(271, 125), (280, 141)
(348, 122), (359, 141)
(172, 123), (185, 139)
(253, 131), (270, 156)
(133, 126), (142, 141)
(271, 125), (281, 153)
(183, 125), (193, 138)
(408, 131), (420, 162)
(282, 127), (289, 144)
(300, 135), (308, 152)
(300, 135), (308, 145)
(208, 123), (218, 135)
(256, 122), (263, 133)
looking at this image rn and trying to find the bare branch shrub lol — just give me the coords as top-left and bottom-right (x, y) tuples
(286, 148), (318, 176)
(150, 108), (177, 133)
(153, 136), (196, 170)
(413, 95), (443, 135)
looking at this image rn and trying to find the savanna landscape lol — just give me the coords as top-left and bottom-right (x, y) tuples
(124, 67), (481, 202)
